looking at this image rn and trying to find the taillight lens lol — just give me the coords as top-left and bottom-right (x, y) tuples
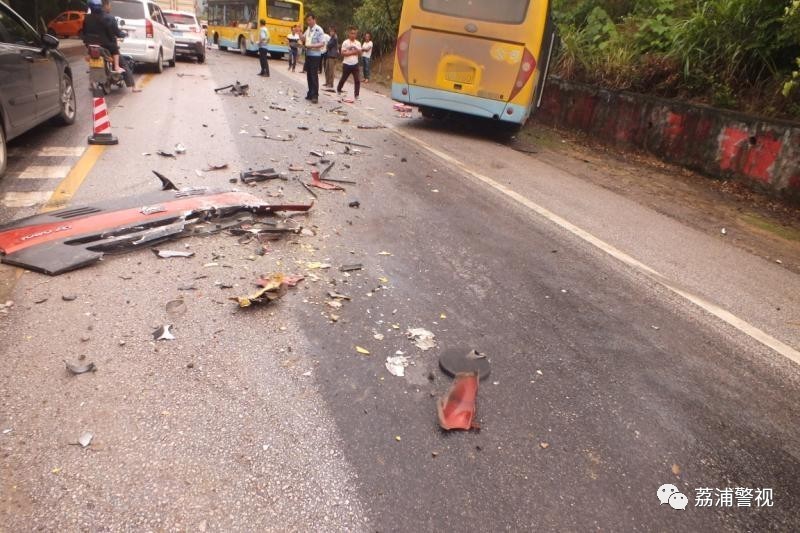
(396, 30), (410, 82)
(509, 48), (537, 101)
(146, 19), (154, 38)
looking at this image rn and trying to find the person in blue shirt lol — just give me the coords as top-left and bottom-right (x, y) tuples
(303, 13), (325, 103)
(257, 19), (270, 77)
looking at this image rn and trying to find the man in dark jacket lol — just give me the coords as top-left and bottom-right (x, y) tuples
(83, 0), (126, 73)
(324, 26), (339, 88)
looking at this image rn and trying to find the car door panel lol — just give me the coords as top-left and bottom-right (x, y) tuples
(0, 7), (38, 137)
(30, 48), (61, 120)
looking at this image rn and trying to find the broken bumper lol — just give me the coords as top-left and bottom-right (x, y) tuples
(391, 83), (528, 124)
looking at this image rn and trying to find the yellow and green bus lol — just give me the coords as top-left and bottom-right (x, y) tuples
(392, 0), (556, 126)
(207, 0), (303, 58)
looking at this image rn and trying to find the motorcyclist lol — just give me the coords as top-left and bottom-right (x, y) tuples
(82, 0), (125, 73)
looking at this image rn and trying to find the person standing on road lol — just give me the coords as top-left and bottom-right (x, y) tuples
(336, 27), (362, 100)
(287, 25), (301, 72)
(361, 32), (373, 83)
(303, 13), (325, 104)
(257, 19), (270, 77)
(324, 26), (339, 88)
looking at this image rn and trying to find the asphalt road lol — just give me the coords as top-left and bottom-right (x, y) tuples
(0, 48), (798, 531)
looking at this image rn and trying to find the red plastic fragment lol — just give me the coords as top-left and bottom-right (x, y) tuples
(437, 371), (480, 431)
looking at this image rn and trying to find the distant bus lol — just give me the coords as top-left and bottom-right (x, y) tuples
(392, 0), (556, 126)
(207, 0), (303, 58)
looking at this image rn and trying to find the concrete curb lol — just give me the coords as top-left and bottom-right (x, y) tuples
(535, 78), (800, 203)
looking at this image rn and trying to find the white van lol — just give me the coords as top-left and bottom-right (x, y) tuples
(110, 0), (176, 73)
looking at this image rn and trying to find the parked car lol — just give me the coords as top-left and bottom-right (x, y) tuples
(0, 2), (77, 177)
(47, 10), (86, 38)
(110, 0), (175, 73)
(163, 10), (205, 63)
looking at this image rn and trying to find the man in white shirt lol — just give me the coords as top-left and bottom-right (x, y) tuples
(302, 13), (325, 103)
(336, 27), (362, 100)
(257, 19), (270, 77)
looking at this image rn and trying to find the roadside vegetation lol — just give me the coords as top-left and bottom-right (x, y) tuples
(552, 0), (800, 120)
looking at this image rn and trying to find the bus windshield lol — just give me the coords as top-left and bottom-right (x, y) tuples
(420, 0), (530, 24)
(268, 0), (300, 22)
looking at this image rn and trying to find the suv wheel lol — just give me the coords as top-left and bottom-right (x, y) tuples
(55, 72), (77, 125)
(155, 49), (164, 73)
(0, 126), (7, 178)
(167, 49), (176, 67)
(197, 52), (206, 63)
(239, 37), (247, 55)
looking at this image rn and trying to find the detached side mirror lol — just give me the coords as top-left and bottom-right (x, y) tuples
(42, 33), (60, 49)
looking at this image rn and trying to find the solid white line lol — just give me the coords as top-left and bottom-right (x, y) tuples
(2, 191), (54, 208)
(385, 124), (800, 366)
(13, 166), (71, 179)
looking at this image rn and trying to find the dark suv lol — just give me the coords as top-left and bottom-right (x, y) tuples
(0, 2), (77, 177)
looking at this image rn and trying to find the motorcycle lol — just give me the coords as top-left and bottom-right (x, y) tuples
(86, 32), (135, 95)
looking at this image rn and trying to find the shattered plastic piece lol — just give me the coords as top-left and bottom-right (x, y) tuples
(356, 346), (371, 355)
(308, 170), (344, 192)
(306, 261), (331, 270)
(348, 200), (360, 208)
(65, 360), (96, 375)
(78, 432), (94, 448)
(407, 328), (436, 351)
(327, 300), (343, 309)
(203, 163), (229, 171)
(62, 294), (77, 302)
(378, 251), (392, 256)
(0, 180), (313, 275)
(385, 355), (410, 377)
(357, 124), (386, 130)
(153, 249), (195, 259)
(215, 81), (249, 96)
(232, 273), (296, 308)
(327, 291), (351, 300)
(439, 349), (491, 380)
(437, 371), (480, 431)
(153, 171), (178, 191)
(288, 164), (305, 172)
(240, 168), (284, 184)
(339, 263), (362, 272)
(156, 150), (176, 158)
(269, 104), (287, 111)
(175, 143), (187, 154)
(332, 138), (372, 149)
(153, 325), (175, 341)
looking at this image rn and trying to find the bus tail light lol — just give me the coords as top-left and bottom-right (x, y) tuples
(396, 30), (410, 81)
(146, 19), (154, 38)
(509, 48), (537, 101)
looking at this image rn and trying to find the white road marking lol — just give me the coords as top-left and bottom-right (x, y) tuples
(2, 191), (54, 208)
(35, 147), (86, 157)
(384, 124), (800, 366)
(12, 166), (72, 179)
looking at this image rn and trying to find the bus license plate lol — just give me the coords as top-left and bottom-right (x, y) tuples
(445, 65), (475, 85)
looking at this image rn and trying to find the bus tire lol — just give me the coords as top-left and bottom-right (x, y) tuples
(269, 52), (284, 60)
(420, 106), (445, 119)
(239, 37), (247, 55)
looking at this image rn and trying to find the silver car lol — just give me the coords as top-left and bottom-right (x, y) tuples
(163, 10), (205, 63)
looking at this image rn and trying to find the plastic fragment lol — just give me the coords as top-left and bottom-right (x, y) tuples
(153, 325), (175, 341)
(437, 371), (480, 431)
(78, 432), (94, 448)
(65, 361), (96, 375)
(385, 355), (410, 377)
(407, 328), (436, 351)
(153, 249), (195, 259)
(356, 346), (370, 355)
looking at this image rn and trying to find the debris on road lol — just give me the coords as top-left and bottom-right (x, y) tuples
(156, 150), (177, 158)
(215, 81), (249, 96)
(0, 177), (313, 275)
(306, 261), (331, 270)
(65, 361), (96, 375)
(332, 138), (372, 149)
(269, 104), (287, 111)
(357, 124), (386, 130)
(339, 263), (362, 272)
(308, 169), (344, 192)
(153, 171), (178, 191)
(407, 328), (436, 351)
(240, 168), (285, 184)
(439, 349), (491, 380)
(356, 346), (371, 355)
(348, 200), (360, 208)
(153, 325), (176, 341)
(78, 432), (94, 448)
(232, 273), (298, 308)
(437, 371), (480, 431)
(203, 163), (229, 171)
(393, 103), (413, 113)
(62, 294), (77, 302)
(153, 249), (195, 259)
(385, 355), (410, 377)
(327, 291), (351, 300)
(174, 143), (187, 154)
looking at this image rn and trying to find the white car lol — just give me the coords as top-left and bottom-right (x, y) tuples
(110, 0), (176, 73)
(163, 10), (205, 63)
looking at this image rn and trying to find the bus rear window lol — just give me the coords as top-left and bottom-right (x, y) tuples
(268, 0), (300, 22)
(420, 0), (530, 24)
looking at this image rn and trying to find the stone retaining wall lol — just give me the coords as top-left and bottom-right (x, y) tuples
(534, 78), (800, 203)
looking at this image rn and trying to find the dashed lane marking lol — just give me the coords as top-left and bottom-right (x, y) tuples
(379, 121), (800, 366)
(13, 165), (72, 179)
(1, 191), (55, 208)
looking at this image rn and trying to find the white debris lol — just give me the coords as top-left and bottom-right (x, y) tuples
(406, 328), (436, 351)
(385, 355), (410, 377)
(78, 432), (93, 448)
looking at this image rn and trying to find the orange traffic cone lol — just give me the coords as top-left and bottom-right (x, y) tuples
(87, 96), (118, 145)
